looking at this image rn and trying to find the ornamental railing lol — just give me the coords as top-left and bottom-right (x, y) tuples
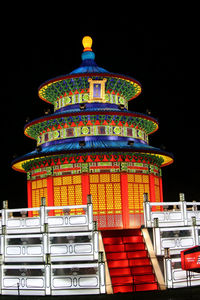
(152, 225), (200, 256)
(164, 256), (200, 289)
(0, 200), (106, 296)
(1, 231), (99, 263)
(0, 202), (93, 234)
(143, 195), (200, 228)
(0, 262), (105, 296)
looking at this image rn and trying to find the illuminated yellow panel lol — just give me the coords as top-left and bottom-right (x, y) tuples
(90, 184), (98, 211)
(154, 177), (159, 186)
(54, 177), (62, 186)
(111, 173), (120, 182)
(68, 185), (75, 205)
(135, 174), (142, 183)
(73, 175), (81, 185)
(61, 186), (67, 206)
(142, 175), (149, 183)
(32, 181), (37, 190)
(144, 184), (150, 194)
(98, 184), (106, 210)
(90, 174), (99, 183)
(128, 174), (134, 183)
(75, 185), (82, 205)
(155, 185), (160, 202)
(114, 183), (121, 209)
(128, 183), (134, 209)
(106, 184), (113, 209)
(100, 174), (110, 183)
(62, 176), (72, 185)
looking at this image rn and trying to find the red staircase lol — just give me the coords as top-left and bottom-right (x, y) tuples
(102, 229), (158, 293)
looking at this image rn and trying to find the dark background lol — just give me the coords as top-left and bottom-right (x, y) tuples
(1, 9), (197, 208)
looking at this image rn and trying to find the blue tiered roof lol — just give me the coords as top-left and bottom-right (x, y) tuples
(12, 36), (173, 172)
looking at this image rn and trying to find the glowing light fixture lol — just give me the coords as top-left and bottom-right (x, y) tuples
(82, 36), (93, 52)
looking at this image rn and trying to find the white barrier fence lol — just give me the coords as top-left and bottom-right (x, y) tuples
(1, 231), (99, 263)
(153, 225), (200, 256)
(0, 203), (93, 234)
(0, 262), (105, 296)
(0, 201), (106, 296)
(164, 257), (200, 289)
(143, 200), (200, 228)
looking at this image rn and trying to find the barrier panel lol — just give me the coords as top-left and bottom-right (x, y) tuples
(164, 257), (200, 288)
(144, 201), (200, 228)
(0, 203), (93, 234)
(153, 226), (200, 256)
(0, 202), (106, 296)
(0, 263), (105, 295)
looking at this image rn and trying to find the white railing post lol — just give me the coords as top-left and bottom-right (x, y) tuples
(179, 193), (188, 225)
(153, 227), (161, 255)
(2, 200), (8, 227)
(143, 193), (151, 227)
(93, 231), (99, 260)
(40, 197), (46, 232)
(164, 255), (173, 289)
(98, 253), (105, 294)
(87, 195), (93, 231)
(45, 264), (51, 295)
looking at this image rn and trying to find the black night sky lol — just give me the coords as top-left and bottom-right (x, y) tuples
(1, 10), (198, 208)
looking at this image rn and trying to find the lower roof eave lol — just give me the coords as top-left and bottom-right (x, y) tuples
(12, 147), (174, 173)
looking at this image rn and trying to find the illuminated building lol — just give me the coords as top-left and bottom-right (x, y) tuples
(2, 37), (200, 295)
(12, 36), (173, 229)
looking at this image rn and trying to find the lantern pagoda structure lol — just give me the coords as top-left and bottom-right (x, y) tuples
(12, 36), (173, 229)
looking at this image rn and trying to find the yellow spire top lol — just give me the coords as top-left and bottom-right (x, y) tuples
(82, 36), (93, 52)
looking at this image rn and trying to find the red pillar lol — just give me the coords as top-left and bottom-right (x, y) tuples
(149, 175), (155, 202)
(82, 174), (90, 205)
(27, 181), (33, 217)
(159, 177), (163, 202)
(47, 177), (54, 216)
(120, 173), (129, 229)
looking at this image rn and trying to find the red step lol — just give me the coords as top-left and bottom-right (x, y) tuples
(129, 258), (151, 267)
(102, 229), (158, 293)
(108, 259), (129, 269)
(109, 267), (131, 277)
(122, 236), (143, 244)
(134, 282), (158, 292)
(105, 244), (125, 253)
(112, 276), (133, 285)
(131, 265), (153, 275)
(113, 285), (133, 293)
(133, 274), (156, 284)
(101, 229), (141, 237)
(106, 252), (127, 260)
(103, 237), (123, 245)
(127, 250), (148, 259)
(125, 243), (145, 251)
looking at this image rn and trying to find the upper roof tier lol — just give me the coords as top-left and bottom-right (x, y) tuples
(38, 36), (142, 105)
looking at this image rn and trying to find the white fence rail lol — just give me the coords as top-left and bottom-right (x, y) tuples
(0, 262), (105, 296)
(164, 257), (200, 289)
(143, 201), (200, 228)
(0, 201), (106, 296)
(1, 231), (99, 263)
(0, 203), (93, 234)
(153, 225), (200, 256)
